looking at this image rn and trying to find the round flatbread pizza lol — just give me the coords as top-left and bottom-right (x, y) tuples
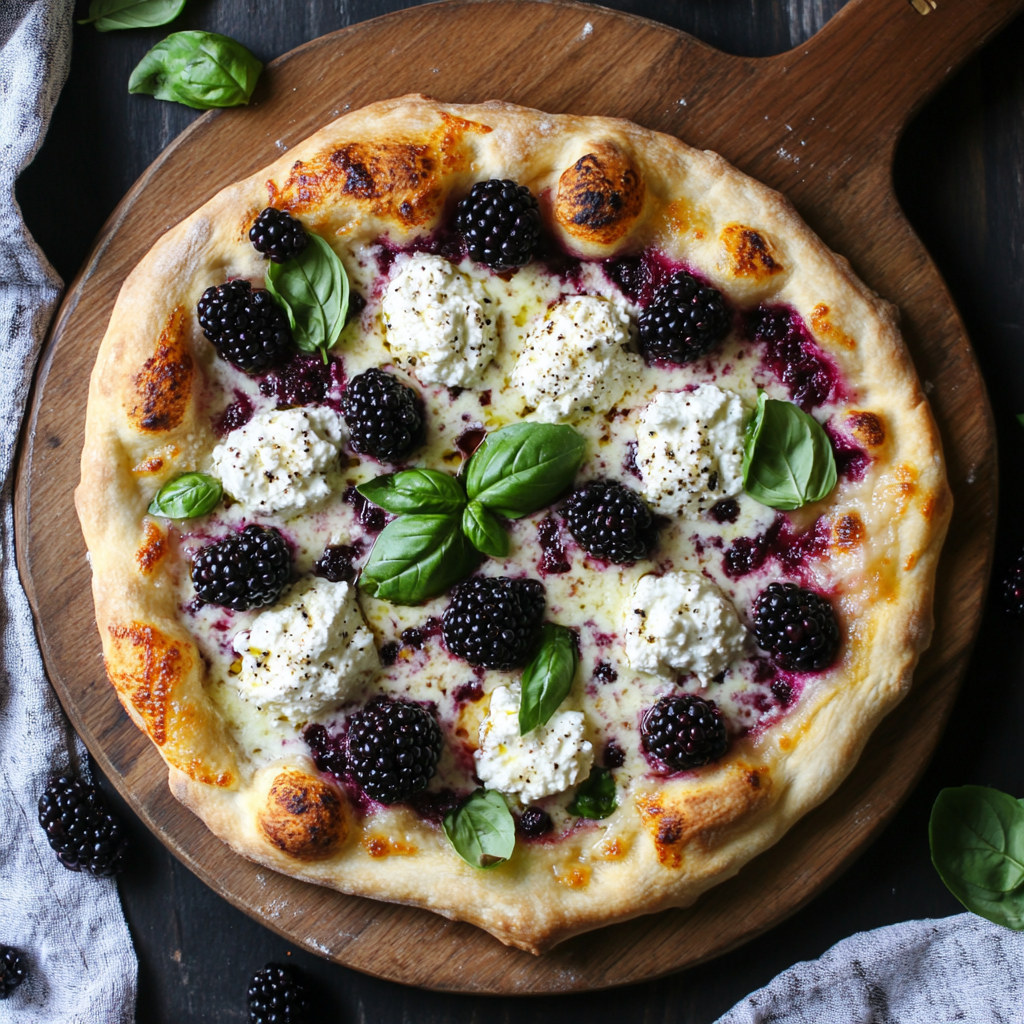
(76, 95), (951, 953)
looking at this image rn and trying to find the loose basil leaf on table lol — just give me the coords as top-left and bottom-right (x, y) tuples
(443, 789), (516, 869)
(929, 785), (1024, 930)
(128, 31), (262, 110)
(462, 501), (510, 559)
(80, 0), (186, 31)
(147, 472), (222, 519)
(568, 767), (617, 820)
(359, 514), (477, 605)
(266, 234), (349, 362)
(358, 469), (466, 516)
(465, 422), (586, 519)
(518, 624), (579, 735)
(742, 391), (837, 510)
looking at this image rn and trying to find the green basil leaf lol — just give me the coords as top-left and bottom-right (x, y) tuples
(464, 423), (586, 519)
(1017, 413), (1024, 430)
(462, 502), (509, 559)
(568, 767), (617, 820)
(359, 514), (477, 605)
(265, 234), (349, 360)
(128, 31), (262, 111)
(358, 470), (466, 516)
(742, 392), (837, 510)
(443, 789), (516, 869)
(81, 0), (186, 30)
(147, 472), (222, 519)
(930, 786), (1024, 929)
(519, 624), (578, 735)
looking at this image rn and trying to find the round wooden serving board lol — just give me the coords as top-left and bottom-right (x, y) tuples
(14, 0), (1019, 994)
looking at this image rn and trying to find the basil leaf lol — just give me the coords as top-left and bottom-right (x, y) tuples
(128, 31), (262, 111)
(930, 786), (1024, 929)
(1017, 413), (1024, 430)
(358, 470), (466, 516)
(266, 235), (349, 361)
(443, 789), (516, 869)
(81, 0), (186, 31)
(465, 423), (586, 519)
(462, 502), (509, 559)
(147, 472), (222, 519)
(519, 624), (578, 735)
(568, 767), (617, 820)
(359, 514), (477, 605)
(742, 392), (837, 510)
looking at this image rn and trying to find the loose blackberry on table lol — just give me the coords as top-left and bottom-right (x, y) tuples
(248, 207), (308, 264)
(641, 694), (729, 771)
(247, 963), (310, 1024)
(1003, 548), (1024, 616)
(197, 279), (293, 374)
(561, 479), (658, 564)
(37, 775), (128, 877)
(753, 581), (840, 671)
(0, 947), (26, 1000)
(637, 270), (730, 364)
(341, 367), (423, 462)
(191, 524), (291, 612)
(454, 178), (541, 270)
(346, 696), (442, 805)
(442, 576), (546, 669)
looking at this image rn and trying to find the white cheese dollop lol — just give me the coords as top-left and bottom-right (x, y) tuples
(232, 577), (378, 724)
(510, 295), (641, 422)
(624, 571), (747, 684)
(211, 406), (344, 520)
(474, 683), (594, 803)
(381, 253), (499, 388)
(635, 384), (747, 517)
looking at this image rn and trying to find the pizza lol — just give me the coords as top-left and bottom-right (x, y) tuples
(76, 95), (951, 953)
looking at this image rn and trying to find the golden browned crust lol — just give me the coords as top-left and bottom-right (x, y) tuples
(258, 769), (349, 860)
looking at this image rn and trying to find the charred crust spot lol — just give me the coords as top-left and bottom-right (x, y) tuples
(720, 224), (783, 279)
(810, 303), (856, 350)
(921, 495), (936, 521)
(656, 816), (684, 846)
(848, 411), (886, 448)
(555, 145), (645, 245)
(833, 512), (865, 550)
(258, 769), (347, 860)
(136, 519), (167, 574)
(128, 307), (194, 434)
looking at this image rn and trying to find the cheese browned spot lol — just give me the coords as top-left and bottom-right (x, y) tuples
(258, 768), (348, 860)
(135, 519), (167, 574)
(849, 410), (886, 448)
(720, 224), (783, 280)
(554, 142), (645, 247)
(127, 306), (194, 433)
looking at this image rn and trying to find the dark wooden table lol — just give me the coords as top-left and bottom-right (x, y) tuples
(15, 0), (1024, 1019)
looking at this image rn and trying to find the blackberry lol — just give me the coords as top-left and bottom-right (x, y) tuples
(261, 353), (343, 408)
(247, 963), (310, 1024)
(37, 775), (128, 876)
(517, 806), (553, 838)
(561, 479), (658, 564)
(191, 525), (291, 611)
(753, 581), (840, 671)
(442, 576), (546, 669)
(341, 368), (423, 463)
(313, 544), (358, 584)
(197, 279), (293, 373)
(0, 947), (27, 999)
(1004, 549), (1024, 616)
(303, 724), (347, 777)
(637, 271), (730, 364)
(641, 695), (728, 771)
(455, 178), (541, 270)
(248, 207), (308, 264)
(346, 697), (442, 804)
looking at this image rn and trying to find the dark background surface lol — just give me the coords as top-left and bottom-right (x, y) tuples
(14, 0), (1024, 1020)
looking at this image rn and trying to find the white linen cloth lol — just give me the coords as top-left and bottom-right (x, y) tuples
(0, 1), (137, 1020)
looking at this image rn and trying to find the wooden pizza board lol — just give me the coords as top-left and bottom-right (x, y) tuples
(14, 0), (1017, 993)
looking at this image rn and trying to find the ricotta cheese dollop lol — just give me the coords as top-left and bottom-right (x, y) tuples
(232, 576), (379, 724)
(211, 406), (344, 520)
(511, 295), (641, 422)
(474, 683), (594, 803)
(382, 253), (499, 388)
(624, 570), (747, 684)
(636, 384), (747, 517)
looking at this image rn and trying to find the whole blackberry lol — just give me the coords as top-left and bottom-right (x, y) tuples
(641, 695), (728, 771)
(753, 581), (840, 671)
(248, 207), (308, 264)
(1004, 549), (1024, 615)
(247, 963), (310, 1024)
(191, 525), (291, 611)
(197, 279), (293, 374)
(517, 806), (553, 838)
(638, 271), (730, 364)
(0, 947), (27, 999)
(442, 576), (546, 669)
(341, 368), (423, 462)
(37, 775), (127, 876)
(561, 479), (658, 564)
(455, 178), (541, 270)
(346, 697), (442, 805)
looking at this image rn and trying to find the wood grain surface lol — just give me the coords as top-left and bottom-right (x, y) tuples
(12, 0), (1018, 999)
